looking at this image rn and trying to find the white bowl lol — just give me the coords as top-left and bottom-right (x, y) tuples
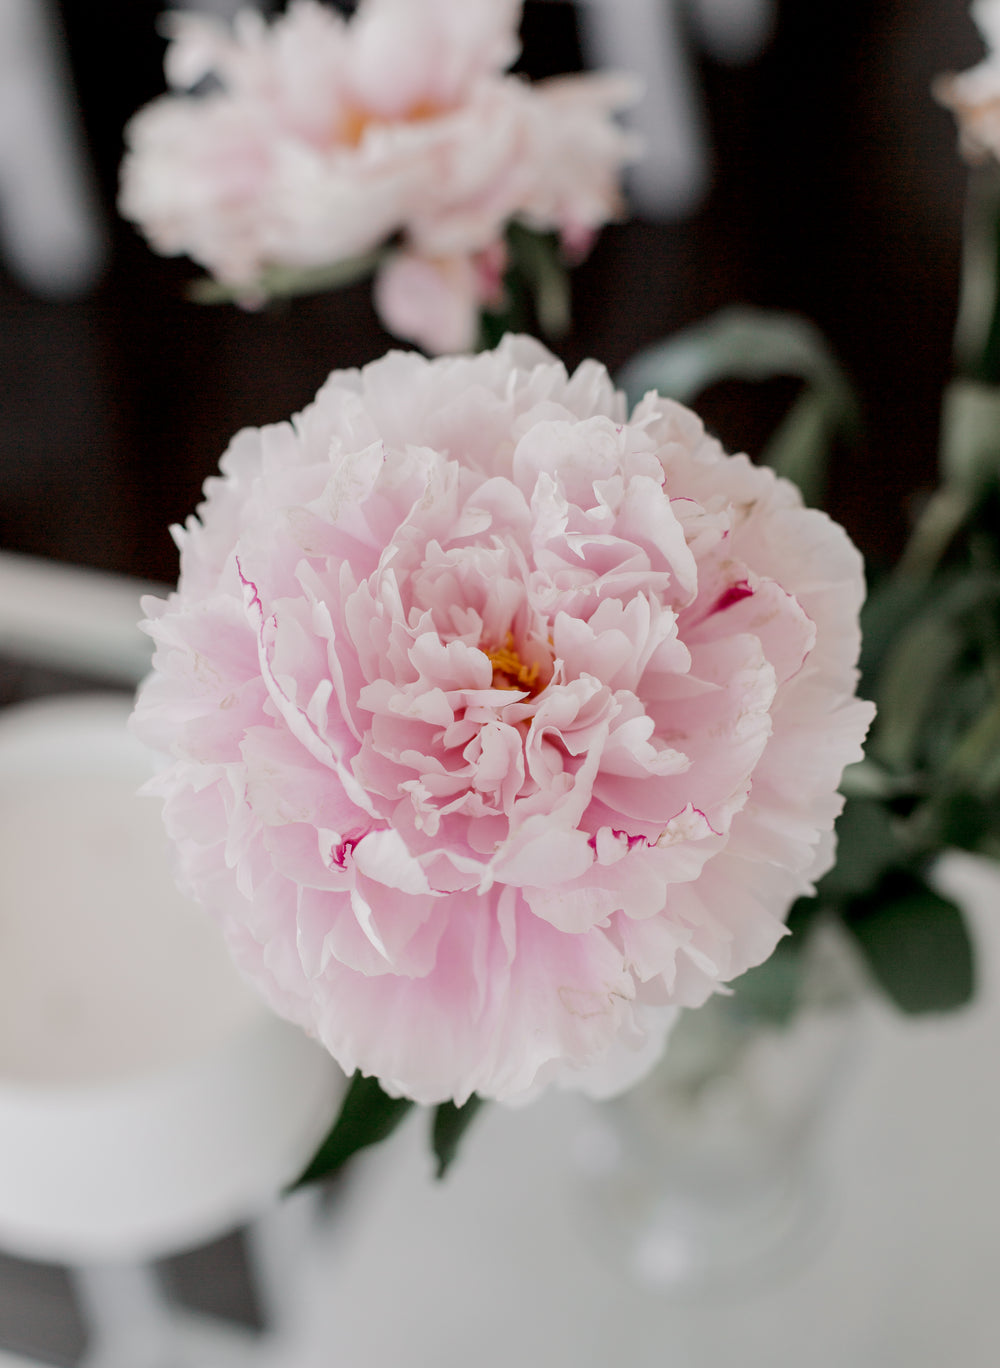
(0, 694), (341, 1264)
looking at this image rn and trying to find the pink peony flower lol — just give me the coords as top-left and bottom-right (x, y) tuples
(934, 0), (1000, 162)
(118, 0), (638, 325)
(131, 336), (874, 1106)
(516, 73), (641, 249)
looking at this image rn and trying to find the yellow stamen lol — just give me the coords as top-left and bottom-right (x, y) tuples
(337, 99), (446, 148)
(483, 633), (540, 693)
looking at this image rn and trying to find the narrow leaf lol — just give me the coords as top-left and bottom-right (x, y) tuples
(870, 607), (965, 773)
(858, 572), (939, 686)
(953, 163), (1000, 376)
(839, 758), (917, 802)
(478, 307), (513, 352)
(939, 379), (1000, 499)
(935, 792), (998, 853)
(946, 695), (1000, 796)
(758, 387), (835, 506)
(431, 1094), (486, 1179)
(616, 306), (857, 504)
(188, 252), (381, 306)
(732, 945), (804, 1025)
(286, 1072), (414, 1191)
(840, 871), (975, 1014)
(506, 223), (571, 339)
(868, 570), (1000, 772)
(729, 897), (822, 1025)
(617, 306), (856, 411)
(895, 486), (973, 579)
(819, 798), (903, 899)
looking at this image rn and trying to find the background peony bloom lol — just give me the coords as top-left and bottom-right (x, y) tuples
(517, 73), (642, 248)
(131, 336), (874, 1107)
(934, 0), (1000, 162)
(118, 0), (638, 333)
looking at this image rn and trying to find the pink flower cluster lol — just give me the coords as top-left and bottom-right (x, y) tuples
(119, 0), (638, 351)
(934, 0), (1000, 162)
(131, 337), (874, 1106)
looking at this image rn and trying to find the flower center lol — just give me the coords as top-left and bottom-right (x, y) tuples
(482, 634), (541, 694)
(337, 98), (446, 148)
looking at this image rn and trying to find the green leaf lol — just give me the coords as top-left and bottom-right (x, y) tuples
(286, 1073), (414, 1191)
(840, 870), (975, 1014)
(431, 1094), (486, 1179)
(939, 379), (1000, 499)
(729, 897), (825, 1025)
(616, 306), (858, 504)
(819, 798), (904, 899)
(618, 307), (846, 404)
(505, 223), (571, 339)
(838, 758), (917, 802)
(478, 307), (514, 352)
(955, 163), (1000, 382)
(187, 251), (382, 306)
(731, 945), (804, 1025)
(945, 694), (1000, 796)
(477, 224), (570, 350)
(954, 163), (1000, 378)
(934, 791), (999, 852)
(895, 486), (973, 579)
(858, 572), (940, 687)
(759, 387), (838, 507)
(870, 602), (966, 773)
(867, 570), (1000, 774)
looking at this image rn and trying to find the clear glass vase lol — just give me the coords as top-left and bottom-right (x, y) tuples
(575, 927), (864, 1295)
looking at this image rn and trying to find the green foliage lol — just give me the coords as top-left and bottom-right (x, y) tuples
(819, 798), (905, 900)
(431, 1095), (486, 1179)
(287, 1072), (414, 1191)
(940, 380), (1000, 500)
(617, 306), (859, 505)
(288, 1074), (489, 1190)
(865, 573), (993, 775)
(838, 870), (975, 1014)
(505, 223), (571, 339)
(188, 251), (382, 306)
(935, 791), (1000, 858)
(479, 223), (571, 349)
(727, 899), (820, 1025)
(955, 165), (1000, 383)
(731, 937), (806, 1026)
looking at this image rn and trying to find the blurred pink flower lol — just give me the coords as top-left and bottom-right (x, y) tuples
(934, 0), (1000, 162)
(517, 73), (640, 248)
(131, 337), (874, 1106)
(119, 0), (638, 313)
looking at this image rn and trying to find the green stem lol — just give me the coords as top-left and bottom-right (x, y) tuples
(955, 165), (1000, 381)
(980, 198), (1000, 384)
(896, 487), (971, 579)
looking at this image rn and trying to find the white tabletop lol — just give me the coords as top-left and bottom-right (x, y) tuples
(317, 850), (1000, 1368)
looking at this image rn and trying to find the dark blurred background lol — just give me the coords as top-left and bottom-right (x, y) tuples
(0, 0), (982, 589)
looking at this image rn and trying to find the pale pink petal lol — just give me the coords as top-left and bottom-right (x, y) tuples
(373, 251), (483, 355)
